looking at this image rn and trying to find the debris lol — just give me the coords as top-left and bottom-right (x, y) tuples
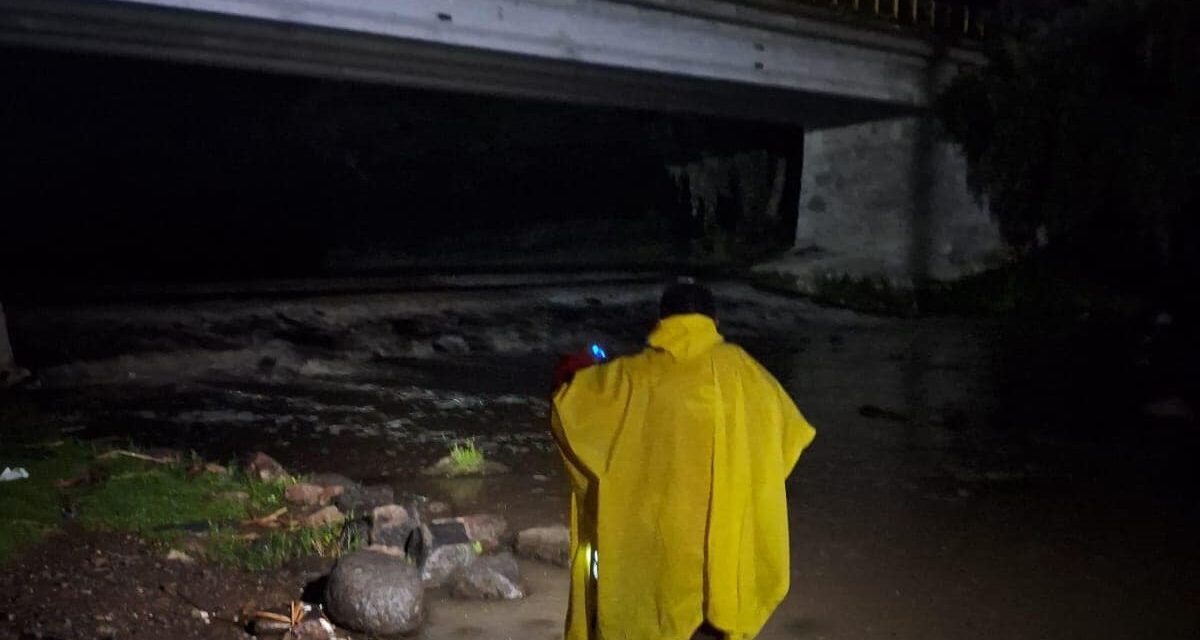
(325, 550), (424, 636)
(247, 507), (289, 528)
(0, 467), (29, 482)
(190, 607), (211, 624)
(165, 549), (195, 563)
(284, 617), (337, 640)
(96, 449), (175, 464)
(515, 526), (570, 567)
(363, 544), (407, 558)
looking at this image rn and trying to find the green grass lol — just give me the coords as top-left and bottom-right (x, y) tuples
(206, 520), (361, 572)
(448, 439), (486, 475)
(0, 439), (356, 570)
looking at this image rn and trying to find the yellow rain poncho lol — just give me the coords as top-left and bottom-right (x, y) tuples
(551, 314), (816, 640)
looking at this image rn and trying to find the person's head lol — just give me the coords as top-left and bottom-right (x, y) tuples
(659, 278), (717, 321)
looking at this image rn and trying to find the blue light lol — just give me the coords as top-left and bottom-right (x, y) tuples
(590, 343), (607, 361)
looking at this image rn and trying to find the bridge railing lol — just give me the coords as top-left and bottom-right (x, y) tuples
(736, 0), (992, 42)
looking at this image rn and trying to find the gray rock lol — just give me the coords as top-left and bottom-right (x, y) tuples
(335, 484), (395, 516)
(430, 514), (507, 551)
(297, 505), (345, 529)
(245, 452), (289, 482)
(285, 483), (330, 506)
(516, 526), (570, 567)
(325, 550), (424, 636)
(451, 552), (525, 600)
(421, 543), (477, 588)
(370, 504), (421, 554)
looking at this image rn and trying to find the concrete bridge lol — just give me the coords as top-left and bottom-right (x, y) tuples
(0, 0), (1001, 378)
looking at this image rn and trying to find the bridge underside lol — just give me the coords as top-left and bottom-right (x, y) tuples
(0, 0), (937, 128)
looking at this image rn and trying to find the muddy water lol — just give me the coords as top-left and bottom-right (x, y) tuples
(758, 320), (1199, 640)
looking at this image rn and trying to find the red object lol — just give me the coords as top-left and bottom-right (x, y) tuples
(553, 349), (599, 391)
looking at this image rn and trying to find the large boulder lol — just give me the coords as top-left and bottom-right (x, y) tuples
(421, 543), (477, 588)
(515, 526), (570, 567)
(450, 552), (525, 600)
(325, 550), (424, 636)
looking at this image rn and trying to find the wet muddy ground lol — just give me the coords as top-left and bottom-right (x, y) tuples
(2, 282), (1197, 639)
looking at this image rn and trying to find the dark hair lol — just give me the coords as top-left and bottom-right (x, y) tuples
(660, 279), (717, 320)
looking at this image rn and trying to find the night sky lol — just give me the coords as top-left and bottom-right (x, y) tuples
(0, 46), (801, 292)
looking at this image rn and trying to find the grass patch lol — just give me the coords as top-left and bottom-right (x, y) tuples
(448, 439), (486, 475)
(206, 521), (360, 572)
(0, 440), (356, 570)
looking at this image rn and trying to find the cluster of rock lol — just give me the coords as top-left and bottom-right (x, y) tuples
(242, 452), (570, 638)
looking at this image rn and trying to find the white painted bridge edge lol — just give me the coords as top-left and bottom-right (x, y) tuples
(108, 0), (937, 107)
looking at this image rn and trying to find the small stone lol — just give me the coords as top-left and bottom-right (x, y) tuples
(96, 624), (117, 638)
(451, 552), (525, 600)
(421, 543), (477, 588)
(245, 452), (289, 482)
(532, 474), (548, 482)
(299, 505), (345, 528)
(285, 483), (329, 506)
(424, 501), (450, 517)
(325, 550), (424, 636)
(190, 608), (211, 624)
(516, 526), (570, 567)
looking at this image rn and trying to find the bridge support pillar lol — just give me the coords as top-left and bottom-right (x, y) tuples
(0, 301), (28, 387)
(756, 115), (1004, 297)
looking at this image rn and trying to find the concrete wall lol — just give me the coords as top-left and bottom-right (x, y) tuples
(759, 116), (1004, 292)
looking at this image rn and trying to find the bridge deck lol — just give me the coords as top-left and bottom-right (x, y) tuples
(0, 0), (980, 126)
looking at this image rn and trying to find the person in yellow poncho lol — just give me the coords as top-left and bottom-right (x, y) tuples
(551, 281), (816, 640)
